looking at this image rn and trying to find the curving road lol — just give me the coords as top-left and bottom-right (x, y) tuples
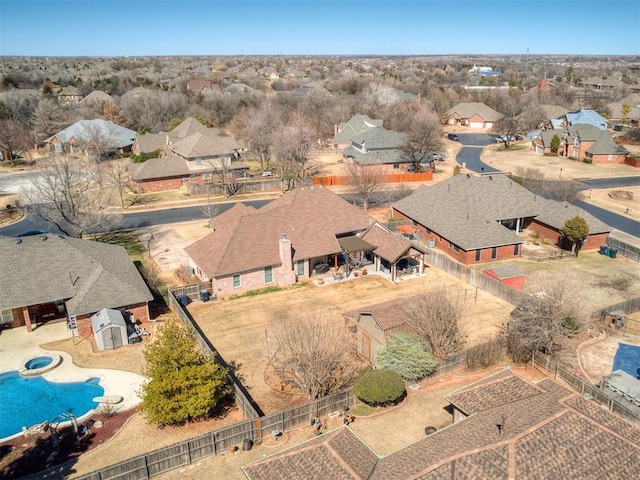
(454, 134), (640, 237)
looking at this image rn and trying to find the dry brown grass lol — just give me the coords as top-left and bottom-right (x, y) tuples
(187, 272), (513, 414)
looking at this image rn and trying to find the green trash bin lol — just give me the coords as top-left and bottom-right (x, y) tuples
(604, 247), (610, 257)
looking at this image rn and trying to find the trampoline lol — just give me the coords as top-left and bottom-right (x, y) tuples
(612, 343), (640, 379)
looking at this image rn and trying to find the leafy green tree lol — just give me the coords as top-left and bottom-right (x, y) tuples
(560, 215), (589, 256)
(376, 333), (437, 380)
(353, 369), (406, 406)
(139, 319), (230, 426)
(551, 134), (560, 153)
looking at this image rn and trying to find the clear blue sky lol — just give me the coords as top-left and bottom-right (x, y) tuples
(1, 0), (638, 56)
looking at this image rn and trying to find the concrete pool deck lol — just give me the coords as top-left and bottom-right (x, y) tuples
(0, 322), (145, 421)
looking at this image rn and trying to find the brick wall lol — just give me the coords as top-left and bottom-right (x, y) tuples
(591, 153), (628, 165)
(526, 220), (608, 251)
(391, 209), (521, 265)
(133, 177), (183, 193)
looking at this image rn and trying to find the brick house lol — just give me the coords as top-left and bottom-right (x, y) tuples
(392, 174), (610, 265)
(44, 119), (137, 156)
(333, 114), (384, 150)
(0, 234), (153, 336)
(185, 186), (424, 297)
(444, 102), (503, 129)
(242, 369), (640, 479)
(129, 117), (247, 193)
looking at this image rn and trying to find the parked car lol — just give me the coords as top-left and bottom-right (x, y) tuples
(447, 133), (459, 141)
(261, 171), (273, 177)
(429, 152), (445, 161)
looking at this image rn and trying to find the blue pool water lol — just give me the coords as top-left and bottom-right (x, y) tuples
(25, 356), (54, 370)
(613, 343), (640, 379)
(0, 371), (104, 439)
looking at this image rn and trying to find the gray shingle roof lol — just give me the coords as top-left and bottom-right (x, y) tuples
(45, 119), (137, 149)
(169, 131), (244, 159)
(393, 174), (610, 250)
(586, 133), (630, 156)
(0, 235), (153, 315)
(133, 132), (166, 154)
(333, 114), (384, 144)
(129, 155), (190, 181)
(445, 102), (503, 122)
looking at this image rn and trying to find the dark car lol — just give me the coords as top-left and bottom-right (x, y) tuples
(447, 133), (459, 141)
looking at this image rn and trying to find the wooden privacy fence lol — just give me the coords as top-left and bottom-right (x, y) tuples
(168, 287), (263, 420)
(531, 352), (639, 426)
(313, 171), (433, 187)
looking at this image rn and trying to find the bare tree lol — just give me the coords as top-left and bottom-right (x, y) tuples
(32, 98), (72, 144)
(272, 112), (315, 190)
(24, 154), (122, 237)
(343, 163), (384, 211)
(514, 166), (581, 203)
(0, 90), (36, 129)
(270, 312), (363, 400)
(399, 106), (443, 167)
(0, 119), (33, 165)
(231, 100), (281, 171)
(104, 160), (130, 209)
(508, 277), (590, 362)
(402, 287), (465, 359)
(120, 89), (188, 133)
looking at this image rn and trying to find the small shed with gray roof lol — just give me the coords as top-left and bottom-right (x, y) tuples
(91, 308), (129, 351)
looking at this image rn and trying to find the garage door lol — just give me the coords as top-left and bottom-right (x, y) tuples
(469, 121), (484, 129)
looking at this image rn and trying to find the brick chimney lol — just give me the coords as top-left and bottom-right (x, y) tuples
(278, 234), (296, 286)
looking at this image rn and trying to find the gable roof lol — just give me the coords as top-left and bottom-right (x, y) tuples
(445, 102), (503, 122)
(564, 108), (608, 130)
(343, 295), (415, 333)
(168, 131), (244, 159)
(185, 187), (374, 278)
(133, 132), (166, 154)
(539, 104), (568, 119)
(360, 222), (415, 263)
(566, 123), (603, 142)
(0, 235), (153, 316)
(334, 114), (384, 144)
(243, 370), (640, 480)
(45, 119), (137, 149)
(393, 174), (610, 250)
(586, 132), (630, 156)
(79, 90), (115, 106)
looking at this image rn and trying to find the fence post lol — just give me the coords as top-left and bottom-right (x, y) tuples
(144, 455), (150, 480)
(212, 432), (217, 456)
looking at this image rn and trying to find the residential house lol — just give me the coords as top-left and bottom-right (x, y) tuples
(546, 108), (609, 131)
(343, 296), (415, 363)
(184, 186), (424, 297)
(444, 102), (503, 129)
(56, 85), (84, 104)
(392, 174), (610, 265)
(333, 114), (384, 150)
(44, 119), (137, 156)
(242, 369), (640, 479)
(0, 234), (153, 336)
(129, 117), (246, 193)
(532, 129), (564, 155)
(186, 79), (221, 95)
(559, 124), (629, 163)
(528, 78), (556, 94)
(482, 263), (525, 290)
(342, 126), (411, 174)
(580, 76), (626, 90)
(607, 93), (640, 126)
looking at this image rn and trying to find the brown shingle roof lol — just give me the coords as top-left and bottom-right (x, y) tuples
(243, 370), (640, 480)
(361, 223), (414, 263)
(169, 131), (244, 159)
(185, 187), (374, 278)
(342, 296), (416, 333)
(445, 102), (504, 122)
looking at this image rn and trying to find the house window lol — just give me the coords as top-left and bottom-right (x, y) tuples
(514, 244), (520, 256)
(233, 274), (241, 288)
(296, 260), (305, 276)
(203, 173), (213, 181)
(452, 244), (459, 252)
(195, 158), (202, 166)
(264, 266), (273, 284)
(475, 250), (481, 262)
(491, 247), (498, 259)
(393, 163), (400, 169)
(607, 154), (613, 161)
(0, 308), (13, 325)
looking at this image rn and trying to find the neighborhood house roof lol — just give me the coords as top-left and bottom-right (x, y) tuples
(333, 114), (384, 144)
(243, 369), (640, 479)
(0, 235), (153, 316)
(45, 119), (137, 149)
(445, 102), (503, 122)
(343, 295), (418, 333)
(169, 131), (245, 159)
(586, 133), (630, 156)
(393, 174), (610, 251)
(564, 108), (608, 130)
(185, 187), (374, 278)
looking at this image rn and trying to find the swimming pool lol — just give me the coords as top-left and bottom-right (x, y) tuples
(0, 370), (104, 440)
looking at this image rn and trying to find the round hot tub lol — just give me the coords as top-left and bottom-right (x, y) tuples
(20, 355), (62, 376)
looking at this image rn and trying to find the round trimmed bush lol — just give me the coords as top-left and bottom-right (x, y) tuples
(353, 369), (406, 407)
